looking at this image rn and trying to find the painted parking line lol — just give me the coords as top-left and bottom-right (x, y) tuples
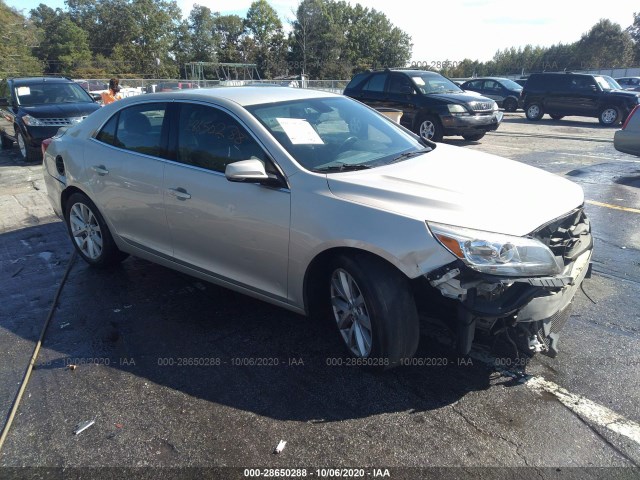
(586, 200), (640, 214)
(526, 376), (640, 446)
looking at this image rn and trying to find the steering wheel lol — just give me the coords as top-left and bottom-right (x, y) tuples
(338, 136), (358, 152)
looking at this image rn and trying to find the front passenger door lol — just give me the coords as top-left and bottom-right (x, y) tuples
(163, 102), (291, 300)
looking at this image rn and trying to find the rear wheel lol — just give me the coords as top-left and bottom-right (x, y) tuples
(599, 106), (620, 126)
(525, 103), (544, 120)
(503, 97), (518, 112)
(65, 193), (128, 267)
(328, 254), (419, 368)
(416, 115), (443, 142)
(550, 114), (564, 120)
(462, 133), (485, 141)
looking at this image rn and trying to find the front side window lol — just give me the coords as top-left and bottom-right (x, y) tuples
(104, 103), (167, 157)
(176, 103), (267, 173)
(388, 74), (414, 94)
(248, 96), (428, 172)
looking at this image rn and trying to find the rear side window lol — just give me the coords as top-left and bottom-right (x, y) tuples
(116, 103), (166, 157)
(176, 103), (267, 173)
(527, 74), (570, 90)
(362, 73), (387, 92)
(345, 73), (369, 90)
(465, 80), (483, 89)
(96, 114), (119, 145)
(96, 103), (167, 157)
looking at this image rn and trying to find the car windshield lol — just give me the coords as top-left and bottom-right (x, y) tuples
(410, 74), (463, 94)
(15, 83), (93, 106)
(594, 76), (622, 91)
(247, 96), (429, 172)
(500, 79), (523, 90)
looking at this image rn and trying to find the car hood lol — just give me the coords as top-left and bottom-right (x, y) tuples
(426, 92), (494, 104)
(326, 144), (584, 237)
(20, 103), (100, 118)
(608, 90), (640, 100)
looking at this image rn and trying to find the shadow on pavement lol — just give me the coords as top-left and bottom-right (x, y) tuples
(1, 222), (496, 425)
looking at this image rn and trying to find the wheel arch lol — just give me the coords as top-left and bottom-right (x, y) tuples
(302, 246), (409, 316)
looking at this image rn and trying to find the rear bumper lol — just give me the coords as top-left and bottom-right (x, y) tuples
(441, 111), (503, 136)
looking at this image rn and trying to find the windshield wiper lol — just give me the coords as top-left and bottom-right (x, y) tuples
(314, 163), (372, 173)
(389, 148), (431, 164)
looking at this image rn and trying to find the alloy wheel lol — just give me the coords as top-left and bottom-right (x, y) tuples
(330, 268), (373, 357)
(419, 120), (435, 140)
(69, 202), (103, 260)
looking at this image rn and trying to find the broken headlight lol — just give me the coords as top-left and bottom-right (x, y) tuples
(428, 222), (562, 277)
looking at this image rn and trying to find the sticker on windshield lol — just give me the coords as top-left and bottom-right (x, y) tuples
(412, 77), (425, 86)
(16, 86), (31, 96)
(276, 118), (324, 145)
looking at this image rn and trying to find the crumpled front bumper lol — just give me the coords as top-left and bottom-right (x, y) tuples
(426, 224), (593, 358)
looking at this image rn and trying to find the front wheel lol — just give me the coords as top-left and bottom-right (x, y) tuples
(503, 97), (518, 112)
(599, 106), (621, 126)
(462, 133), (485, 141)
(328, 254), (419, 367)
(65, 193), (128, 267)
(416, 115), (443, 142)
(525, 103), (544, 120)
(16, 131), (37, 161)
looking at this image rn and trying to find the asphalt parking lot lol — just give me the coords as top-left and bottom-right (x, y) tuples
(0, 111), (639, 479)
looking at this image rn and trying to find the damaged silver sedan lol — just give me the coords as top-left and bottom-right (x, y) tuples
(42, 87), (592, 367)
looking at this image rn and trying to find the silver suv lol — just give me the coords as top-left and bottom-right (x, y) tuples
(43, 87), (592, 367)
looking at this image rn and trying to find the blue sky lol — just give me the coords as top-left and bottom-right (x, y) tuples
(5, 0), (637, 63)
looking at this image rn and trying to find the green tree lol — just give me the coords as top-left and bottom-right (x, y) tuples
(30, 4), (91, 75)
(188, 5), (218, 62)
(215, 14), (245, 64)
(245, 0), (287, 77)
(0, 0), (42, 77)
(576, 19), (634, 69)
(627, 12), (640, 62)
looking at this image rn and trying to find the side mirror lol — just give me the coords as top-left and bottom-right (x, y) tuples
(0, 97), (9, 107)
(591, 85), (598, 92)
(225, 159), (283, 188)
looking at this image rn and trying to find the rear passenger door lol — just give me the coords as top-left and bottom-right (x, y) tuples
(163, 102), (291, 301)
(88, 102), (172, 256)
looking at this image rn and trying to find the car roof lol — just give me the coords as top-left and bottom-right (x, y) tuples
(390, 69), (442, 77)
(10, 76), (73, 86)
(144, 86), (337, 106)
(464, 77), (513, 82)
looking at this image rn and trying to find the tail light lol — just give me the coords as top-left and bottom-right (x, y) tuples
(621, 105), (639, 130)
(41, 137), (53, 157)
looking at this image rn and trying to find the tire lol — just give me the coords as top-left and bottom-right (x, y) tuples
(416, 115), (443, 142)
(550, 114), (564, 120)
(599, 106), (621, 126)
(16, 130), (38, 162)
(503, 97), (518, 112)
(462, 133), (485, 141)
(64, 192), (128, 267)
(1, 132), (13, 149)
(525, 103), (544, 121)
(328, 254), (419, 368)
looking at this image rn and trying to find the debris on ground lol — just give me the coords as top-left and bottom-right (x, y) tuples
(273, 440), (287, 454)
(73, 419), (95, 435)
(68, 364), (77, 371)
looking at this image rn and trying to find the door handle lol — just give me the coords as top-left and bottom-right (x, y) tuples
(167, 187), (191, 200)
(92, 165), (109, 176)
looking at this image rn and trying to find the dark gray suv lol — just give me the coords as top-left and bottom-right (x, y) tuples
(521, 73), (640, 126)
(344, 69), (502, 142)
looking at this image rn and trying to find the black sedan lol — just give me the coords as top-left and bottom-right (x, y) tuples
(460, 77), (523, 112)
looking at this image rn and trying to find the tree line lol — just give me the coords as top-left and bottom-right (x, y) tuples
(1, 0), (639, 81)
(0, 0), (412, 79)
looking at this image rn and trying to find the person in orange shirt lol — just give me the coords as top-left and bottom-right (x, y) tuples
(100, 78), (122, 105)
